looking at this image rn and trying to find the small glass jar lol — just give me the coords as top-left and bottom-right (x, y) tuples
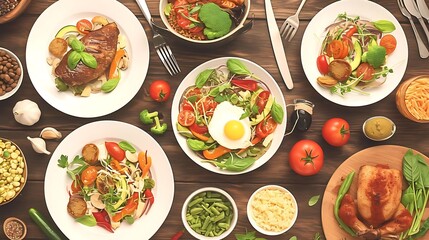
(289, 99), (315, 132)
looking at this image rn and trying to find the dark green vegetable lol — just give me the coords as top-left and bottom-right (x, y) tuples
(234, 230), (266, 240)
(101, 78), (120, 93)
(139, 109), (159, 125)
(55, 77), (68, 91)
(150, 116), (167, 135)
(29, 208), (64, 240)
(119, 141), (136, 153)
(227, 59), (252, 76)
(67, 38), (98, 70)
(187, 139), (210, 151)
(198, 3), (232, 39)
(211, 155), (256, 172)
(196, 69), (214, 88)
(70, 38), (85, 52)
(67, 51), (81, 70)
(76, 215), (97, 226)
(80, 52), (97, 69)
(334, 171), (356, 236)
(271, 101), (284, 124)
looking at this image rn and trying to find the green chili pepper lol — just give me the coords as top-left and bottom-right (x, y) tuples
(334, 171), (356, 236)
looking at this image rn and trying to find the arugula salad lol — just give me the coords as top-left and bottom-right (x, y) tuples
(176, 58), (284, 172)
(57, 140), (155, 232)
(316, 13), (397, 95)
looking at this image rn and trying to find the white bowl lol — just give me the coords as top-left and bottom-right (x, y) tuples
(182, 187), (238, 240)
(247, 185), (298, 236)
(0, 47), (23, 100)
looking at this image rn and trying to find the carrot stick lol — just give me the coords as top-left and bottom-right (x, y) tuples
(190, 128), (210, 142)
(203, 145), (231, 160)
(108, 49), (125, 79)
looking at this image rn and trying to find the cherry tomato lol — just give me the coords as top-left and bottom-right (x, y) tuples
(255, 115), (277, 138)
(326, 40), (348, 59)
(76, 19), (92, 35)
(316, 55), (330, 75)
(322, 118), (351, 147)
(380, 34), (397, 55)
(256, 91), (270, 114)
(81, 166), (98, 186)
(70, 179), (82, 194)
(289, 140), (324, 176)
(189, 122), (208, 134)
(180, 99), (194, 111)
(197, 96), (218, 116)
(149, 80), (171, 102)
(356, 63), (375, 81)
(105, 142), (125, 161)
(178, 109), (196, 127)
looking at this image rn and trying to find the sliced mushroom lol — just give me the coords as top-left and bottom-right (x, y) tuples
(317, 75), (339, 88)
(90, 193), (106, 209)
(126, 150), (138, 163)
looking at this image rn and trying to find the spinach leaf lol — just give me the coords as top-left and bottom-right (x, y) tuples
(271, 101), (284, 124)
(414, 217), (429, 238)
(119, 141), (136, 153)
(403, 149), (420, 183)
(186, 139), (209, 151)
(101, 78), (120, 93)
(195, 69), (214, 88)
(215, 155), (256, 171)
(227, 59), (252, 76)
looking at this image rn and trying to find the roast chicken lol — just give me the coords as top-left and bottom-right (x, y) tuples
(339, 165), (413, 239)
(55, 22), (119, 86)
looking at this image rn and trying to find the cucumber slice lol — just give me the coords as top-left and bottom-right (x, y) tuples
(55, 25), (78, 39)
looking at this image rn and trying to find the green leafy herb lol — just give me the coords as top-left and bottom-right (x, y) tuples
(58, 154), (88, 181)
(289, 236), (298, 240)
(211, 155), (256, 172)
(186, 138), (210, 151)
(80, 52), (97, 69)
(271, 101), (284, 124)
(313, 232), (321, 240)
(235, 230), (266, 240)
(67, 37), (98, 70)
(308, 195), (320, 207)
(119, 141), (136, 153)
(227, 59), (252, 76)
(67, 51), (82, 69)
(101, 78), (120, 93)
(75, 215), (97, 226)
(373, 20), (396, 33)
(70, 38), (85, 52)
(57, 154), (69, 168)
(196, 69), (214, 88)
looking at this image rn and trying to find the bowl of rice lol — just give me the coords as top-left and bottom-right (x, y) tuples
(247, 185), (298, 236)
(158, 0), (252, 47)
(396, 75), (429, 123)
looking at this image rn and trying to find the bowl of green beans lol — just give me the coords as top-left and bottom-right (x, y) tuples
(181, 187), (238, 239)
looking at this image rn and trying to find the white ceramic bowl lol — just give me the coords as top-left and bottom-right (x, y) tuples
(182, 187), (238, 240)
(0, 47), (23, 100)
(247, 185), (298, 236)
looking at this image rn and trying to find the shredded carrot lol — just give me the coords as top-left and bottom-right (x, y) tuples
(110, 159), (125, 174)
(203, 145), (231, 160)
(138, 151), (152, 177)
(190, 128), (210, 142)
(108, 49), (125, 79)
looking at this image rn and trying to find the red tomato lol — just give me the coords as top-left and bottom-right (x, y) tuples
(380, 34), (397, 55)
(356, 63), (375, 81)
(326, 40), (348, 59)
(289, 140), (324, 176)
(70, 179), (82, 194)
(322, 118), (351, 147)
(197, 96), (218, 116)
(178, 109), (196, 127)
(256, 91), (270, 114)
(180, 99), (194, 111)
(255, 115), (277, 138)
(76, 19), (92, 35)
(105, 142), (125, 161)
(189, 122), (208, 134)
(81, 166), (98, 186)
(316, 55), (330, 75)
(149, 80), (171, 102)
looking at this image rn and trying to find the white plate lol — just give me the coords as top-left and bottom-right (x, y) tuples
(171, 57), (287, 175)
(44, 121), (174, 240)
(300, 0), (408, 107)
(26, 0), (149, 118)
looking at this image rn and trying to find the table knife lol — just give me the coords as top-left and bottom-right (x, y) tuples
(404, 0), (429, 43)
(416, 0), (429, 21)
(264, 0), (294, 90)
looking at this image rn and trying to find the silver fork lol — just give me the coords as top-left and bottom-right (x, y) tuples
(136, 0), (181, 75)
(397, 0), (429, 58)
(279, 0), (307, 42)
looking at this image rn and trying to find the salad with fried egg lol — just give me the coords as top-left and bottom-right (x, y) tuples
(176, 58), (284, 172)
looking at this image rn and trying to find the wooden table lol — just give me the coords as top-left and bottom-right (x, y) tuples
(1, 0), (429, 239)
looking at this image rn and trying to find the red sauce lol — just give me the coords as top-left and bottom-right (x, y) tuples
(366, 168), (388, 227)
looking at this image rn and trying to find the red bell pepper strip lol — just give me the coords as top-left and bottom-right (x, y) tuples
(231, 79), (259, 91)
(112, 192), (139, 222)
(92, 210), (114, 233)
(143, 189), (155, 215)
(171, 229), (185, 240)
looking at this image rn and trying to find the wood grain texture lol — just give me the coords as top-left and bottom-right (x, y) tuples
(0, 0), (428, 239)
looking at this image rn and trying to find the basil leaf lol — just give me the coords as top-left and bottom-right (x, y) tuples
(186, 139), (209, 151)
(119, 141), (136, 153)
(289, 236), (298, 240)
(373, 20), (396, 33)
(227, 59), (252, 76)
(271, 101), (284, 124)
(196, 69), (214, 88)
(80, 52), (98, 69)
(55, 77), (68, 91)
(101, 78), (120, 93)
(67, 51), (82, 69)
(76, 215), (97, 227)
(308, 195), (320, 206)
(70, 38), (85, 52)
(221, 155), (256, 172)
(187, 95), (198, 103)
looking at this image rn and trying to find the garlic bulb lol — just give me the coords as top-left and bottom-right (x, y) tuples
(13, 100), (41, 126)
(27, 136), (51, 155)
(40, 127), (62, 140)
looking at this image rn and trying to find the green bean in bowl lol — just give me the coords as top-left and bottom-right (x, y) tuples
(182, 187), (238, 239)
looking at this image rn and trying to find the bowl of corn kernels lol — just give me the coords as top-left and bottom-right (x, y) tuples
(0, 138), (27, 205)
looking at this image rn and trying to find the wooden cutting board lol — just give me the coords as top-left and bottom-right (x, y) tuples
(321, 145), (429, 239)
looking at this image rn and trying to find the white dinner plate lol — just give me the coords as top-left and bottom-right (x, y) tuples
(301, 0), (408, 107)
(171, 57), (287, 175)
(44, 121), (174, 240)
(26, 0), (149, 118)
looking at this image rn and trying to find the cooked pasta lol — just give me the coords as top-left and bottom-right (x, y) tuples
(405, 77), (429, 120)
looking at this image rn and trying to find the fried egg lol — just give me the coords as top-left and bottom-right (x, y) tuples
(208, 101), (251, 149)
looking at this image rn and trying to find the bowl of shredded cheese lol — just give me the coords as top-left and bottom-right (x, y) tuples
(247, 185), (298, 236)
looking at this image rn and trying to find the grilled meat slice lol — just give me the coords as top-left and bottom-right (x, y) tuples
(55, 22), (119, 86)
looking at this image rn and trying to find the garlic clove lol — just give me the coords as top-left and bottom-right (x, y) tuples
(40, 127), (62, 140)
(27, 136), (51, 155)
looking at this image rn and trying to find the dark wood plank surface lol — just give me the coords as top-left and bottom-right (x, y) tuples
(1, 0), (429, 239)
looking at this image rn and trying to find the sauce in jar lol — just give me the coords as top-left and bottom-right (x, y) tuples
(3, 217), (26, 240)
(363, 116), (395, 141)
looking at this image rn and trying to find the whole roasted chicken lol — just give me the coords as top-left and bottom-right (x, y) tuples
(339, 165), (413, 239)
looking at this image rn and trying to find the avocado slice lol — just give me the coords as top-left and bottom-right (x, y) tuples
(55, 25), (78, 39)
(349, 39), (362, 71)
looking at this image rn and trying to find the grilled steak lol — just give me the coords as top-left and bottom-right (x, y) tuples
(55, 23), (119, 86)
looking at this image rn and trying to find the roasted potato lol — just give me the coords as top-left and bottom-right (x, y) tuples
(67, 195), (87, 218)
(82, 143), (99, 165)
(48, 38), (68, 58)
(329, 59), (352, 81)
